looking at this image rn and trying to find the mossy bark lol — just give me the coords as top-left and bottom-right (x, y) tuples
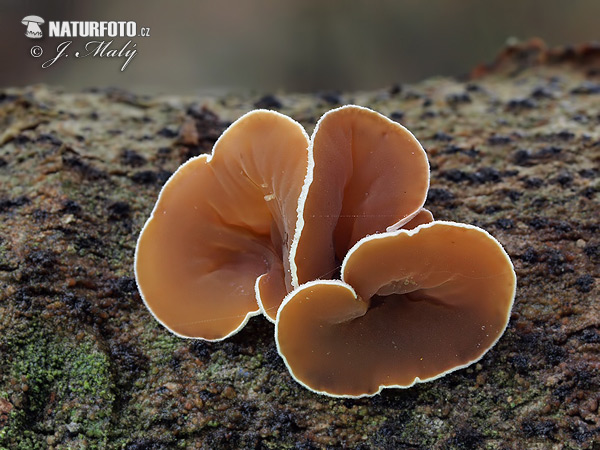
(1, 41), (599, 449)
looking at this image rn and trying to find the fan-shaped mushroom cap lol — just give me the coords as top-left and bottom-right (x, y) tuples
(276, 221), (516, 397)
(135, 110), (309, 340)
(291, 105), (429, 289)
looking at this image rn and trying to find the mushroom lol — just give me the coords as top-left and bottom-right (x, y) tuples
(276, 221), (516, 397)
(289, 105), (430, 304)
(22, 16), (44, 39)
(135, 110), (309, 340)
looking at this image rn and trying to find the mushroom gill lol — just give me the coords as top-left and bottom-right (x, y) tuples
(290, 105), (430, 296)
(135, 110), (309, 340)
(276, 221), (516, 397)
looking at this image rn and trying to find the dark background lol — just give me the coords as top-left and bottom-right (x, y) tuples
(1, 0), (600, 94)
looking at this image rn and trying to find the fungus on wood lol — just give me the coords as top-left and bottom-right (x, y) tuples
(276, 221), (516, 397)
(135, 110), (309, 340)
(134, 105), (516, 396)
(290, 105), (430, 301)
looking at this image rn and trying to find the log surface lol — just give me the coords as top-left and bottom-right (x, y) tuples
(1, 41), (599, 449)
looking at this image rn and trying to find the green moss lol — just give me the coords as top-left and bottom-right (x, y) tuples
(0, 239), (9, 260)
(141, 323), (182, 365)
(0, 322), (114, 449)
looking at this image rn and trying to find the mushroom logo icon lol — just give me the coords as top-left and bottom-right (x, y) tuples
(22, 16), (44, 39)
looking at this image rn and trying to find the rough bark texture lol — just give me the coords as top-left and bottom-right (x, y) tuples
(1, 40), (599, 449)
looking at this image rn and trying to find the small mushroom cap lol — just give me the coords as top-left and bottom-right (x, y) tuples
(276, 221), (516, 397)
(22, 15), (44, 24)
(291, 105), (430, 288)
(135, 110), (309, 340)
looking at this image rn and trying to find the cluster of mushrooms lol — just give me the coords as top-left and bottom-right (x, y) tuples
(135, 105), (516, 398)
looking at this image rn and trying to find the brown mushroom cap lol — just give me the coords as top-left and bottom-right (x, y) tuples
(135, 110), (309, 340)
(276, 221), (516, 397)
(291, 105), (430, 289)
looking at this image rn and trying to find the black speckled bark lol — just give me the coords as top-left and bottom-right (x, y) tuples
(1, 41), (599, 449)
